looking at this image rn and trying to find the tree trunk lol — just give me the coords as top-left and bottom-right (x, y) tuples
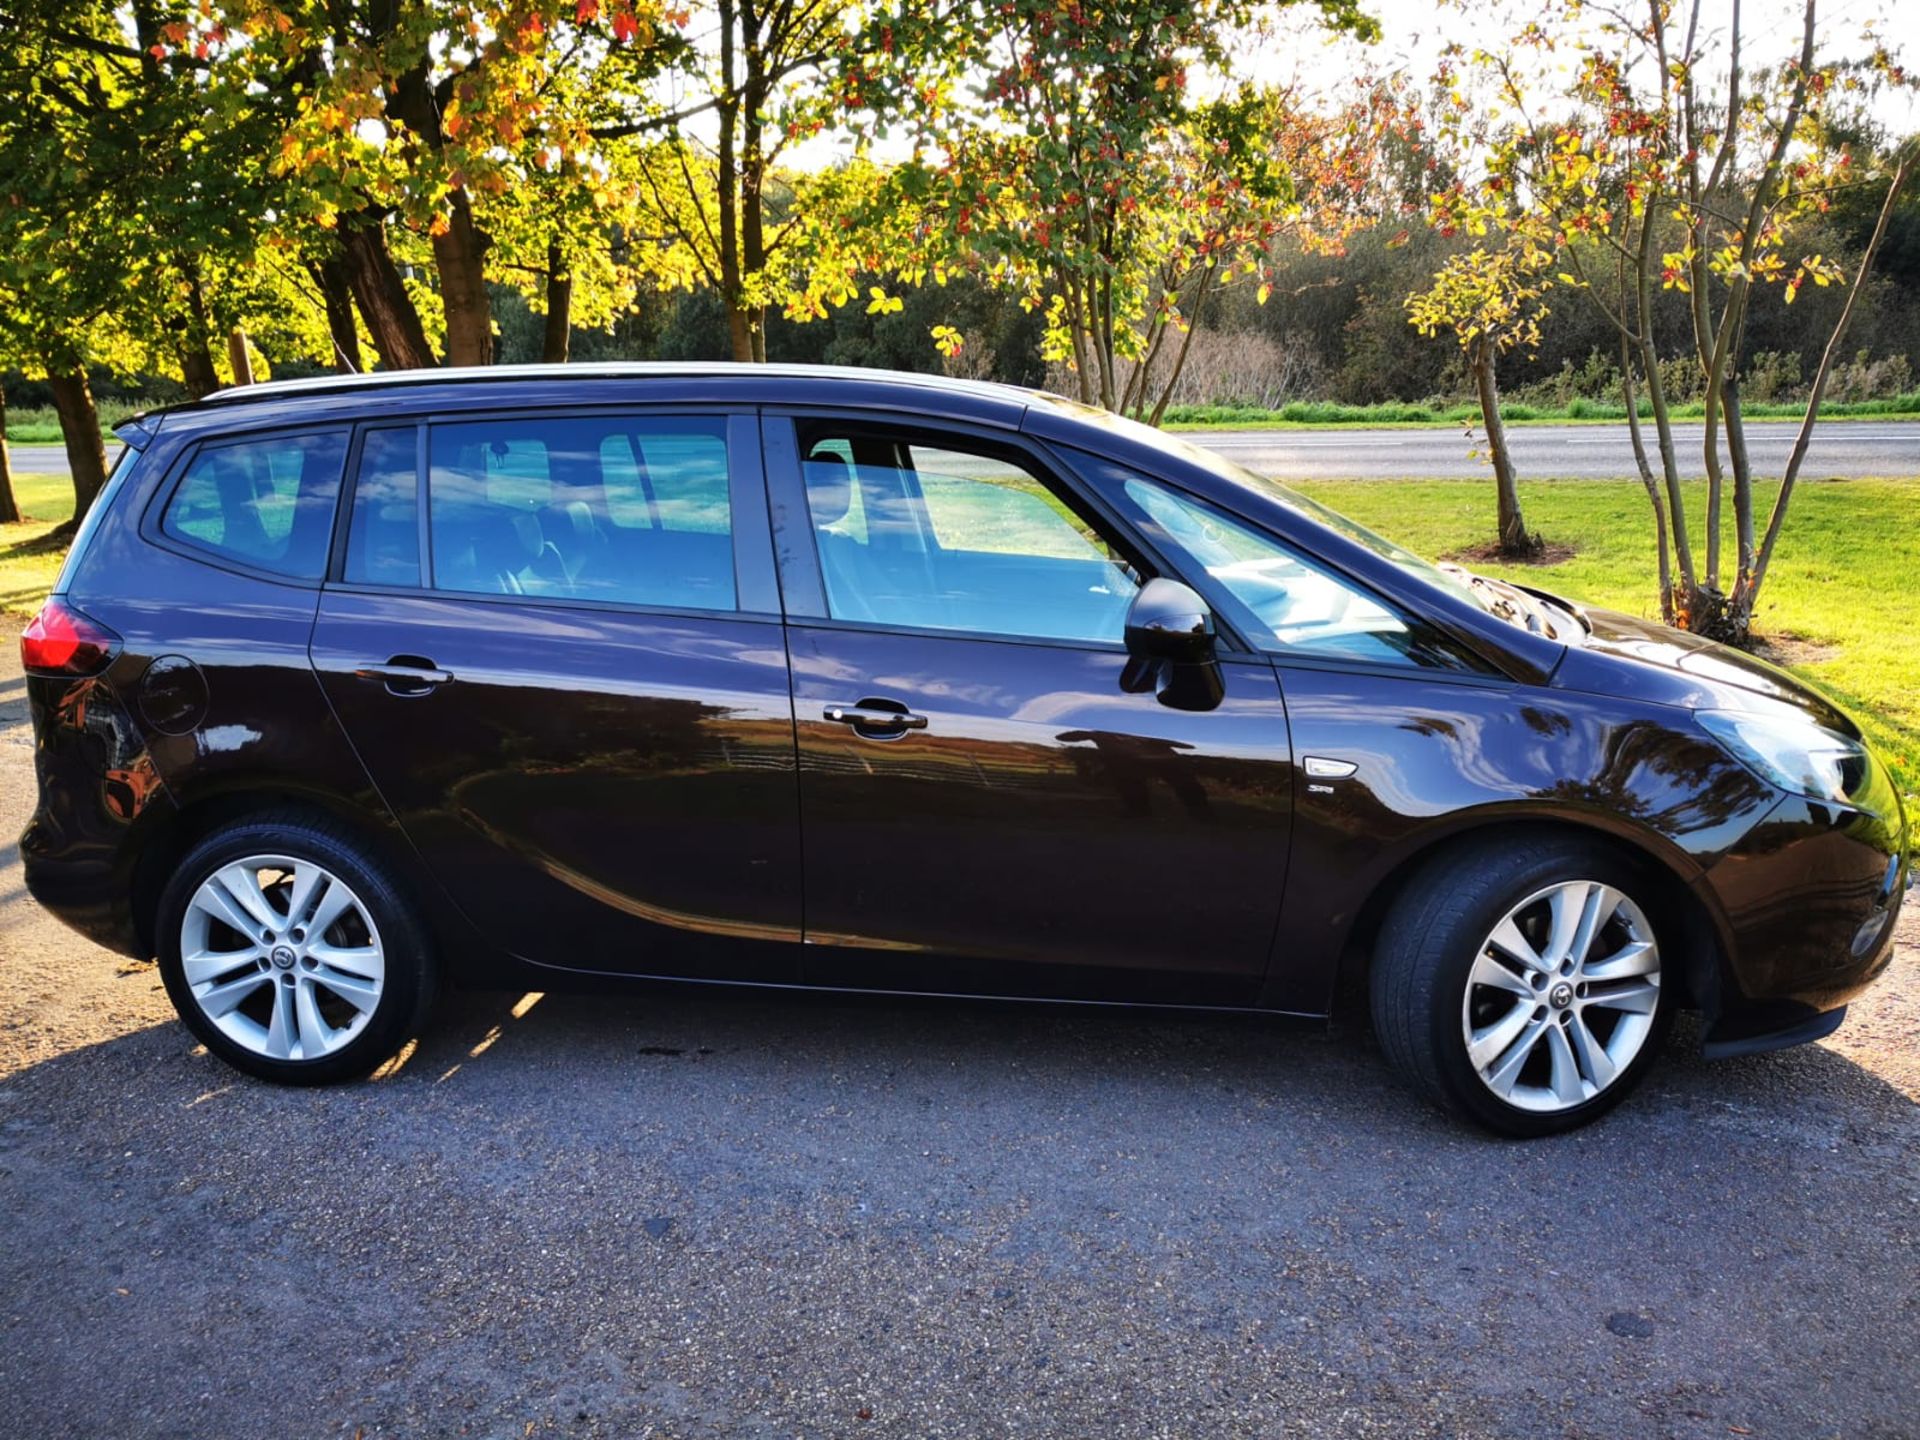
(542, 238), (572, 364)
(431, 187), (494, 366)
(45, 367), (108, 521)
(1619, 336), (1673, 624)
(312, 258), (364, 373)
(227, 328), (255, 386)
(178, 265), (220, 399)
(716, 0), (752, 362)
(741, 4), (769, 364)
(1471, 341), (1537, 557)
(338, 217), (437, 370)
(0, 381), (20, 525)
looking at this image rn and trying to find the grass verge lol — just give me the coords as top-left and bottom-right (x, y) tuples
(0, 473), (77, 616)
(3, 467), (1913, 796)
(5, 399), (150, 445)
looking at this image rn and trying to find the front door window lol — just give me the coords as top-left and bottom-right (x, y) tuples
(798, 425), (1140, 643)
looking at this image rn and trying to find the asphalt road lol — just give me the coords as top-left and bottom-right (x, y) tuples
(1190, 419), (1920, 481)
(12, 417), (1920, 484)
(1, 625), (1917, 1438)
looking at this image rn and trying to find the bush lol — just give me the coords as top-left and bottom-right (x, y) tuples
(1742, 349), (1802, 403)
(1827, 351), (1913, 404)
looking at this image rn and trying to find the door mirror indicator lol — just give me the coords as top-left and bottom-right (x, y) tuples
(1122, 579), (1224, 712)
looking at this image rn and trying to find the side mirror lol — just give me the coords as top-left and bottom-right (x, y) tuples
(1122, 579), (1225, 711)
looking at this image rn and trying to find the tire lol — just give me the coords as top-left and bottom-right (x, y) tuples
(1371, 833), (1674, 1137)
(156, 811), (437, 1084)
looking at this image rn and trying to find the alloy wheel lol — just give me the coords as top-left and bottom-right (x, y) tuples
(1460, 880), (1661, 1114)
(179, 854), (386, 1063)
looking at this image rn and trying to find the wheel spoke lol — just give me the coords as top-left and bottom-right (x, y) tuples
(190, 882), (265, 944)
(304, 879), (356, 943)
(294, 981), (333, 1059)
(214, 864), (283, 934)
(1583, 939), (1657, 981)
(1484, 1015), (1550, 1096)
(1542, 882), (1591, 967)
(1469, 950), (1535, 999)
(283, 862), (327, 932)
(263, 981), (297, 1059)
(196, 970), (268, 1018)
(183, 947), (260, 986)
(1585, 979), (1659, 1016)
(306, 943), (382, 981)
(1469, 1000), (1537, 1071)
(1568, 1012), (1618, 1090)
(1567, 884), (1620, 968)
(314, 970), (381, 1015)
(1544, 1021), (1587, 1105)
(1486, 916), (1548, 975)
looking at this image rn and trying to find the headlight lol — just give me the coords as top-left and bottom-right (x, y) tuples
(1696, 708), (1870, 806)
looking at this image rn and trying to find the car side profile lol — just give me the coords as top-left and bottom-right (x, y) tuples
(19, 364), (1910, 1135)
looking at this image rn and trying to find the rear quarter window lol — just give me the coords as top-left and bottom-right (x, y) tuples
(161, 431), (348, 579)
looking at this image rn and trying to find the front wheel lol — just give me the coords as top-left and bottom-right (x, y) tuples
(156, 814), (436, 1084)
(1371, 836), (1672, 1136)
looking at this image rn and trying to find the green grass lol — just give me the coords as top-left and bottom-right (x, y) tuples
(1294, 476), (1920, 798)
(1163, 391), (1920, 431)
(4, 464), (1913, 799)
(0, 472), (77, 616)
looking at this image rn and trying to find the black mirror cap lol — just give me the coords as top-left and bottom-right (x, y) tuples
(1125, 578), (1216, 664)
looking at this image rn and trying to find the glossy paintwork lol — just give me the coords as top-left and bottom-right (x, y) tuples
(788, 627), (1293, 1005)
(1263, 662), (1780, 1014)
(20, 365), (1910, 1058)
(310, 590), (803, 980)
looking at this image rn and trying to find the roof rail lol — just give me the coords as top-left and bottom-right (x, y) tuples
(187, 361), (1038, 409)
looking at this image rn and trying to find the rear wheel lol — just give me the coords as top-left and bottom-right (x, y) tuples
(157, 815), (435, 1084)
(1371, 835), (1672, 1136)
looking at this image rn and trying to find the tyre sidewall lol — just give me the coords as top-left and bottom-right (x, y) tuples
(1424, 847), (1674, 1138)
(157, 819), (433, 1085)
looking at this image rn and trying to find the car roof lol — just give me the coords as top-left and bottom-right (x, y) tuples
(146, 362), (1052, 425)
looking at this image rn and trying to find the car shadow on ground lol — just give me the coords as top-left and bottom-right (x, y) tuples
(30, 962), (1910, 1146)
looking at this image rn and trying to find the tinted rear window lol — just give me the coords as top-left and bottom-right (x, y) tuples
(162, 431), (348, 580)
(426, 415), (736, 610)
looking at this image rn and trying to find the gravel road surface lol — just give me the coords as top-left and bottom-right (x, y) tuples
(1, 621), (1916, 1439)
(12, 416), (1920, 486)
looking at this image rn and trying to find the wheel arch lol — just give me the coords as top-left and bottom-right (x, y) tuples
(1329, 812), (1731, 1022)
(128, 782), (448, 962)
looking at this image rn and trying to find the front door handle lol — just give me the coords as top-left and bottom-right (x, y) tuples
(355, 657), (454, 696)
(824, 699), (928, 737)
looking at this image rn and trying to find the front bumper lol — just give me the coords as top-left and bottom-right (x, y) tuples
(1694, 780), (1908, 1055)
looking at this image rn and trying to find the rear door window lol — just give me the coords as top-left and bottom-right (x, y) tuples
(426, 415), (736, 610)
(161, 431), (348, 579)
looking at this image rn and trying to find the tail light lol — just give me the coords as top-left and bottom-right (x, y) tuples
(21, 598), (120, 678)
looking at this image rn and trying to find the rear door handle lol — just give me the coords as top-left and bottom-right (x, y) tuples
(824, 700), (928, 735)
(355, 658), (454, 695)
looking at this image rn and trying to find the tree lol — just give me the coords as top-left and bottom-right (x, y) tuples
(847, 0), (1384, 416)
(601, 0), (864, 361)
(1433, 0), (1918, 641)
(1407, 239), (1551, 557)
(193, 0), (671, 368)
